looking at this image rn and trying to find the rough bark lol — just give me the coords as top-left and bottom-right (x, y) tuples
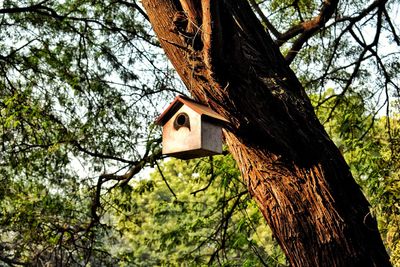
(141, 0), (391, 266)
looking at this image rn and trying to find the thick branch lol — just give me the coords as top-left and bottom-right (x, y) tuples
(284, 0), (339, 63)
(276, 0), (339, 45)
(201, 0), (223, 78)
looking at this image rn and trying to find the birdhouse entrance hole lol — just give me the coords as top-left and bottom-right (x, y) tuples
(174, 112), (190, 130)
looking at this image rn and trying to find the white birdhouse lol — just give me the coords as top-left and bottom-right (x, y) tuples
(156, 95), (229, 159)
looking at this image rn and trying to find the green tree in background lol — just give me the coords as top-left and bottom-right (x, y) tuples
(0, 0), (399, 265)
(107, 155), (285, 266)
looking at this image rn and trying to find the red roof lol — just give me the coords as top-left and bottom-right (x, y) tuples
(155, 95), (229, 125)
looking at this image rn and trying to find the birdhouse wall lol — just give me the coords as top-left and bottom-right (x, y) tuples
(162, 105), (202, 155)
(201, 120), (223, 154)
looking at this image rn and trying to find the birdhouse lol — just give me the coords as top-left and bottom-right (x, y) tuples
(156, 95), (229, 159)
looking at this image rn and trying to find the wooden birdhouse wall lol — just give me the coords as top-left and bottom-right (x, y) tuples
(162, 105), (201, 155)
(201, 120), (223, 154)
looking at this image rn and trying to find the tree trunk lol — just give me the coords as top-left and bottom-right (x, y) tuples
(141, 0), (391, 266)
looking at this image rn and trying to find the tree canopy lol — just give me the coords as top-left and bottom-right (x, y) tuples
(0, 0), (399, 265)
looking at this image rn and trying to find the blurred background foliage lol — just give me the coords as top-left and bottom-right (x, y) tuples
(107, 156), (286, 266)
(0, 0), (399, 266)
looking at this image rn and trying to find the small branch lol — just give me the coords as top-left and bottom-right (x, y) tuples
(71, 140), (136, 164)
(285, 0), (389, 63)
(323, 47), (368, 123)
(99, 160), (144, 182)
(0, 1), (47, 14)
(293, 0), (304, 22)
(99, 143), (162, 184)
(285, 0), (340, 62)
(155, 160), (177, 199)
(248, 0), (281, 39)
(190, 176), (215, 195)
(191, 156), (215, 196)
(382, 7), (400, 46)
(208, 190), (247, 265)
(116, 0), (149, 21)
(90, 177), (103, 224)
(285, 29), (314, 63)
(276, 24), (304, 46)
(93, 142), (162, 223)
(0, 39), (38, 61)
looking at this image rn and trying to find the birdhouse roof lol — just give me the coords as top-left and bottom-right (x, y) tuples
(155, 95), (229, 126)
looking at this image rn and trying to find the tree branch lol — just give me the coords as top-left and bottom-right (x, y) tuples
(71, 140), (137, 164)
(92, 139), (162, 223)
(0, 0), (150, 46)
(191, 156), (215, 195)
(248, 0), (282, 39)
(0, 1), (48, 14)
(116, 0), (149, 21)
(383, 7), (400, 46)
(201, 0), (223, 78)
(285, 0), (389, 63)
(155, 160), (177, 199)
(208, 190), (247, 265)
(284, 0), (340, 63)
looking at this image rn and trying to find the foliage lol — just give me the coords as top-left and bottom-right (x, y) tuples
(0, 0), (176, 264)
(107, 156), (286, 266)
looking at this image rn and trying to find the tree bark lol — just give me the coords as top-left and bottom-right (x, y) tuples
(141, 0), (391, 266)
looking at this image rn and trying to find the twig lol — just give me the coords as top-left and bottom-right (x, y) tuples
(155, 160), (177, 199)
(248, 0), (281, 39)
(191, 156), (216, 195)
